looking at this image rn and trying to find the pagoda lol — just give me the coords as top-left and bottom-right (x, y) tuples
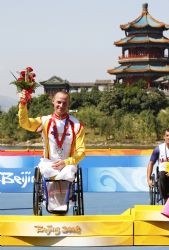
(107, 3), (169, 87)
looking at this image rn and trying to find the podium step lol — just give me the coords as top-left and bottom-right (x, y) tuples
(0, 214), (133, 246)
(1, 205), (169, 246)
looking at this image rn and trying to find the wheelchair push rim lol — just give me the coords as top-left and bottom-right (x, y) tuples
(73, 167), (84, 215)
(33, 167), (43, 216)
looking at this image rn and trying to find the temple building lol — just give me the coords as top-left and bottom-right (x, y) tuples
(40, 76), (70, 96)
(107, 3), (169, 88)
(40, 76), (113, 97)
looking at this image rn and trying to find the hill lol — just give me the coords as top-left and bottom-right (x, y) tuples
(0, 95), (17, 112)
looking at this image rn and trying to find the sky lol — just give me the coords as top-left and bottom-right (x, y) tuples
(0, 0), (169, 99)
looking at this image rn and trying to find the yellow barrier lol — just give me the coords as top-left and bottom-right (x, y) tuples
(0, 236), (133, 246)
(133, 205), (169, 246)
(1, 205), (169, 246)
(0, 214), (133, 246)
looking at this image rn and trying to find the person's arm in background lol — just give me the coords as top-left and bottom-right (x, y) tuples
(147, 146), (159, 187)
(147, 161), (155, 187)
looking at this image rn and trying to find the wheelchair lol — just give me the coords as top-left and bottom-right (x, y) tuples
(149, 166), (164, 205)
(33, 165), (84, 216)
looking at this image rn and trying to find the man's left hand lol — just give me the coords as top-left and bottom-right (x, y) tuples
(52, 159), (66, 171)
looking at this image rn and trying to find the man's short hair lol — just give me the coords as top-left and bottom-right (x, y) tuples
(53, 90), (70, 102)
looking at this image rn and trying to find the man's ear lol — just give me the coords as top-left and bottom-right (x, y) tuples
(51, 95), (54, 104)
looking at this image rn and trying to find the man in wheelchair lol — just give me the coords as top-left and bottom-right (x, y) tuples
(147, 128), (169, 204)
(18, 90), (85, 213)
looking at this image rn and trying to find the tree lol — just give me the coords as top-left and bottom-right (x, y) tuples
(157, 108), (169, 139)
(140, 88), (168, 114)
(77, 106), (104, 129)
(70, 86), (102, 110)
(28, 94), (53, 116)
(98, 88), (123, 115)
(99, 83), (168, 115)
(70, 92), (84, 110)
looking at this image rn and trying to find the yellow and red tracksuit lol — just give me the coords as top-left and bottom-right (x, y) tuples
(18, 104), (85, 166)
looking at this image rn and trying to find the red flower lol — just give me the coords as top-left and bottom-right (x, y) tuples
(17, 77), (24, 81)
(29, 74), (36, 80)
(27, 88), (33, 94)
(20, 71), (25, 77)
(26, 67), (33, 72)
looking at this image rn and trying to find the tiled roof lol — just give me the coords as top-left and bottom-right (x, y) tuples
(120, 3), (169, 31)
(40, 77), (113, 87)
(108, 64), (169, 74)
(40, 76), (68, 85)
(69, 82), (94, 87)
(115, 35), (169, 45)
(70, 80), (112, 87)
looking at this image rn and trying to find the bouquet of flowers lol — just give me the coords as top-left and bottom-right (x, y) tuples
(10, 67), (39, 104)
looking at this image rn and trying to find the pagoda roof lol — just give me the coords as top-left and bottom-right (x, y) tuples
(40, 76), (69, 86)
(115, 35), (169, 46)
(120, 3), (169, 31)
(108, 64), (169, 74)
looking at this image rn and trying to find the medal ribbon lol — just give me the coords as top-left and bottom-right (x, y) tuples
(52, 115), (69, 149)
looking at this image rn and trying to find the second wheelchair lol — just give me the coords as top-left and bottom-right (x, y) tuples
(149, 166), (164, 205)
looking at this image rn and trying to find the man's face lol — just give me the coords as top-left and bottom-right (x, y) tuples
(164, 131), (169, 144)
(52, 92), (69, 117)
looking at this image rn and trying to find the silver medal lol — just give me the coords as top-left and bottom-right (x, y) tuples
(56, 146), (63, 159)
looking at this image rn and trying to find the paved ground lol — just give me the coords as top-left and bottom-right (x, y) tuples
(0, 192), (168, 250)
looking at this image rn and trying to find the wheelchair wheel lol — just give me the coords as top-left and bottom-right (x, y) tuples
(149, 173), (156, 205)
(156, 167), (164, 205)
(73, 167), (84, 215)
(149, 171), (164, 205)
(33, 167), (43, 216)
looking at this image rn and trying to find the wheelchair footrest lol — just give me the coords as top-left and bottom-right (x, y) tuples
(46, 203), (69, 214)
